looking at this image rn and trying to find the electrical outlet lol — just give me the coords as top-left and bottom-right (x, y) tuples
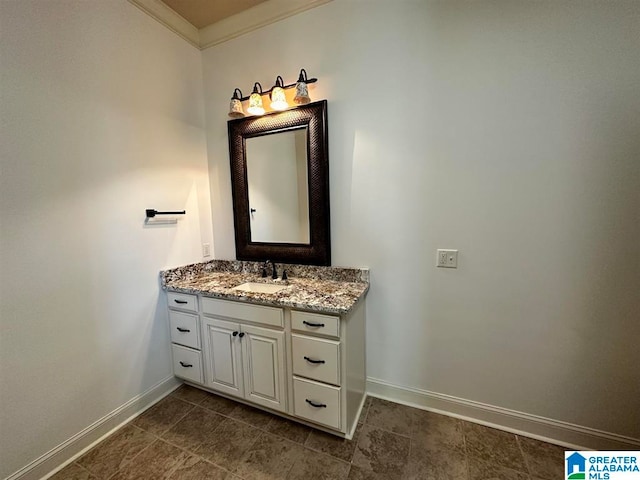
(436, 249), (458, 268)
(202, 243), (211, 257)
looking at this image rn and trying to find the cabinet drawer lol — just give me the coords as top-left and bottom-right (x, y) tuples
(171, 344), (203, 384)
(169, 311), (199, 349)
(202, 297), (283, 328)
(167, 292), (198, 313)
(292, 311), (340, 338)
(293, 377), (341, 430)
(292, 334), (340, 385)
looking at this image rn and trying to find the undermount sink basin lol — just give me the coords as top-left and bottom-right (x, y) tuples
(231, 282), (288, 294)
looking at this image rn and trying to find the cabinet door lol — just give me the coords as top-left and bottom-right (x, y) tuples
(241, 325), (286, 413)
(202, 317), (244, 398)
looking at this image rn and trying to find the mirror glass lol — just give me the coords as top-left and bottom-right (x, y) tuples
(228, 100), (330, 265)
(246, 128), (310, 244)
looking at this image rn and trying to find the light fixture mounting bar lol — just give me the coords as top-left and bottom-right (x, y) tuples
(237, 78), (317, 102)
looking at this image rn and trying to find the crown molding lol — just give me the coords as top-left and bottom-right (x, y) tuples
(199, 0), (332, 49)
(128, 0), (200, 47)
(129, 0), (332, 50)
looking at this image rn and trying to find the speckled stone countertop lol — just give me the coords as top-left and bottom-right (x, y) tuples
(161, 260), (369, 315)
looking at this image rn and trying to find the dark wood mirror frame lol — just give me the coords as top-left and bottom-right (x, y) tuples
(228, 100), (330, 266)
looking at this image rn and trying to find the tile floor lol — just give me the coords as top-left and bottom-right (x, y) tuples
(50, 385), (566, 479)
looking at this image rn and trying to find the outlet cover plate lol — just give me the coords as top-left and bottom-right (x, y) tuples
(437, 249), (458, 268)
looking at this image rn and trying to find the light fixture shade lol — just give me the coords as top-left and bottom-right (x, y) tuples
(270, 86), (288, 110)
(294, 82), (310, 105)
(247, 93), (265, 115)
(294, 69), (311, 105)
(228, 88), (245, 118)
(228, 99), (244, 118)
(247, 83), (265, 115)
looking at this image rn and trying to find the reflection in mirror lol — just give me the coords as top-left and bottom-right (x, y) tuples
(246, 128), (310, 244)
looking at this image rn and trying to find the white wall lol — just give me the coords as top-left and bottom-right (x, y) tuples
(202, 0), (640, 440)
(0, 1), (212, 477)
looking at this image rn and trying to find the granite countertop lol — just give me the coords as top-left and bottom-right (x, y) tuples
(161, 260), (369, 315)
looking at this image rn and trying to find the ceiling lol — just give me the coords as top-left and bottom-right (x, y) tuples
(160, 0), (268, 30)
(129, 0), (331, 50)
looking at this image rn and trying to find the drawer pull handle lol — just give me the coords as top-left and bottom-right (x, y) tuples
(233, 331), (239, 337)
(304, 356), (325, 364)
(174, 299), (188, 304)
(303, 320), (325, 328)
(179, 361), (193, 368)
(305, 399), (327, 408)
(176, 327), (190, 333)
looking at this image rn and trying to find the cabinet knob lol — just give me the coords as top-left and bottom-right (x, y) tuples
(179, 361), (193, 368)
(305, 399), (327, 408)
(176, 327), (190, 333)
(304, 356), (325, 364)
(233, 331), (239, 336)
(238, 332), (245, 338)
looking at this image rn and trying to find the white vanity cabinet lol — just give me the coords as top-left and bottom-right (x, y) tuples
(166, 292), (366, 438)
(289, 306), (365, 435)
(201, 316), (287, 413)
(167, 292), (203, 384)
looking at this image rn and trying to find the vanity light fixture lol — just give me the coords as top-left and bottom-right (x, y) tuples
(269, 76), (288, 111)
(227, 69), (318, 117)
(293, 68), (311, 105)
(228, 88), (245, 118)
(247, 82), (265, 116)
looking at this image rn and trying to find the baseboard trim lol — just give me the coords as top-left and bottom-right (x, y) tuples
(6, 376), (181, 480)
(366, 377), (640, 451)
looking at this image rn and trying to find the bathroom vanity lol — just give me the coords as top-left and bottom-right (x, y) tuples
(161, 260), (368, 439)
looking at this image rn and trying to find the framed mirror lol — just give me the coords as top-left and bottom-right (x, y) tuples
(228, 100), (330, 265)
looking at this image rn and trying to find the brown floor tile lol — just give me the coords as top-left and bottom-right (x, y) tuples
(287, 450), (350, 479)
(162, 405), (226, 452)
(517, 436), (565, 480)
(347, 464), (393, 479)
(171, 384), (212, 405)
(234, 432), (304, 479)
(358, 396), (373, 425)
(49, 462), (97, 480)
(199, 393), (240, 415)
(365, 398), (414, 436)
(109, 439), (193, 480)
(53, 395), (573, 480)
(468, 456), (530, 480)
(133, 395), (194, 436)
(195, 417), (260, 472)
(463, 422), (527, 471)
(265, 415), (312, 444)
(411, 410), (465, 453)
(404, 445), (468, 480)
(167, 458), (229, 479)
(351, 424), (410, 479)
(305, 423), (362, 462)
(229, 403), (274, 429)
(77, 425), (155, 478)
